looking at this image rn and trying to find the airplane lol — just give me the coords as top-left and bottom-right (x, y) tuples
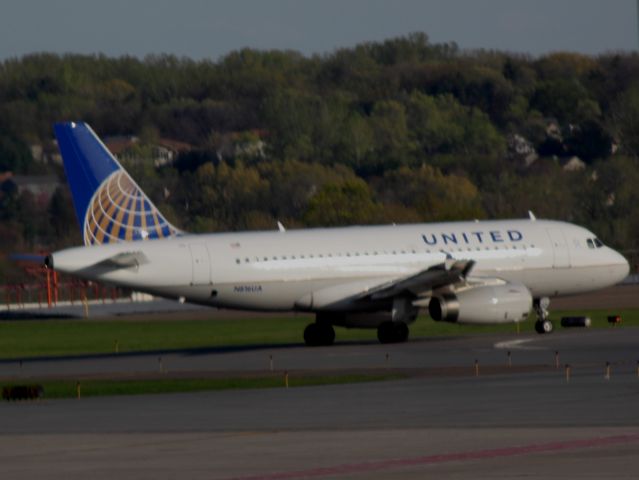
(46, 121), (630, 345)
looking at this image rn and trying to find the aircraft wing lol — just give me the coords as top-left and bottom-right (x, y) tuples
(302, 259), (475, 310)
(361, 259), (475, 301)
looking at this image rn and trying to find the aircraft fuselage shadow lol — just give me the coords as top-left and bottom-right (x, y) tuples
(0, 335), (467, 364)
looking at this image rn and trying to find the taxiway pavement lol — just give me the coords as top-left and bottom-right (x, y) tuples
(1, 327), (638, 479)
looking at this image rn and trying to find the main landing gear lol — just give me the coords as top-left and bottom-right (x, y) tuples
(533, 297), (554, 334)
(376, 321), (409, 344)
(303, 322), (336, 346)
(303, 319), (411, 346)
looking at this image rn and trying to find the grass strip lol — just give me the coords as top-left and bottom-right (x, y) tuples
(0, 310), (637, 360)
(2, 374), (404, 399)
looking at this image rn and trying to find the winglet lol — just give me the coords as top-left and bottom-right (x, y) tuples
(54, 122), (180, 245)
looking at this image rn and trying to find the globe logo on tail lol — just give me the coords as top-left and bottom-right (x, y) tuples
(83, 170), (178, 245)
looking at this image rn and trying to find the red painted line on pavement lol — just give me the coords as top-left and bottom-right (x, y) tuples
(225, 433), (639, 480)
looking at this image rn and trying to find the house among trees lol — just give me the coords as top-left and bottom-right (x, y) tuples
(2, 33), (639, 277)
(104, 136), (193, 167)
(0, 173), (61, 206)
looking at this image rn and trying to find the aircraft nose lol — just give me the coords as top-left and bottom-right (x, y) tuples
(610, 250), (630, 284)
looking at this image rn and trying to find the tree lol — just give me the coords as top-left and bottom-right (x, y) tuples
(0, 135), (33, 172)
(257, 159), (359, 222)
(303, 179), (382, 226)
(406, 92), (505, 159)
(48, 187), (81, 247)
(565, 119), (612, 163)
(374, 165), (485, 221)
(610, 87), (639, 158)
(531, 79), (591, 124)
(367, 99), (414, 171)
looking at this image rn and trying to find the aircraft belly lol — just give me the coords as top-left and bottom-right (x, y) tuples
(523, 265), (622, 297)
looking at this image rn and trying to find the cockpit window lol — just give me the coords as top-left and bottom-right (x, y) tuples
(587, 239), (595, 249)
(594, 238), (604, 248)
(587, 238), (604, 249)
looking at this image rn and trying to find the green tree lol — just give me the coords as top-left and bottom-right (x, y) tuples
(0, 135), (33, 172)
(368, 99), (414, 171)
(303, 179), (382, 226)
(610, 87), (639, 158)
(257, 159), (359, 222)
(375, 165), (485, 221)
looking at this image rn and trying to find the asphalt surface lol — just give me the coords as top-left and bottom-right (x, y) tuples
(0, 324), (635, 377)
(1, 326), (639, 479)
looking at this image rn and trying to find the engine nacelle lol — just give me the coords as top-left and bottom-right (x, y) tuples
(428, 283), (532, 324)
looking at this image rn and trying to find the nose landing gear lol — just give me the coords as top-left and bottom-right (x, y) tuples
(533, 297), (553, 334)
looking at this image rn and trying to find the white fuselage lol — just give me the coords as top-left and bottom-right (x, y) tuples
(51, 219), (629, 314)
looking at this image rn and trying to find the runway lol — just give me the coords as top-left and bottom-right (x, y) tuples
(1, 327), (638, 479)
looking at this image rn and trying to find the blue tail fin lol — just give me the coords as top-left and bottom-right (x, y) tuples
(54, 122), (180, 245)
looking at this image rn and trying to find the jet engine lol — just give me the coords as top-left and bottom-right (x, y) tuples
(428, 283), (532, 324)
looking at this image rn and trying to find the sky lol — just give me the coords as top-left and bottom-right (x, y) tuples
(0, 0), (636, 61)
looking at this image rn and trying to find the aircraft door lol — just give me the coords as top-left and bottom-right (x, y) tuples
(546, 228), (571, 268)
(189, 244), (211, 285)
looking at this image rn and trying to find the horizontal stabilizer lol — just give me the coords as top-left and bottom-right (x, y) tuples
(9, 253), (47, 264)
(93, 251), (149, 269)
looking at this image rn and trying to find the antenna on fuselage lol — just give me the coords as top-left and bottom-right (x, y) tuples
(277, 221), (286, 232)
(528, 211), (537, 221)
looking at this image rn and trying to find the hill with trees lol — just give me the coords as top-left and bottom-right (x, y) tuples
(2, 32), (639, 281)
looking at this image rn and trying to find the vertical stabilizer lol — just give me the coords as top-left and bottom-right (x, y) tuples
(54, 122), (180, 245)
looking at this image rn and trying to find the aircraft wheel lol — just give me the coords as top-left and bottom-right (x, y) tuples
(394, 321), (409, 342)
(377, 322), (394, 344)
(303, 323), (319, 346)
(304, 322), (335, 346)
(535, 319), (554, 334)
(321, 323), (336, 345)
(377, 321), (409, 344)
